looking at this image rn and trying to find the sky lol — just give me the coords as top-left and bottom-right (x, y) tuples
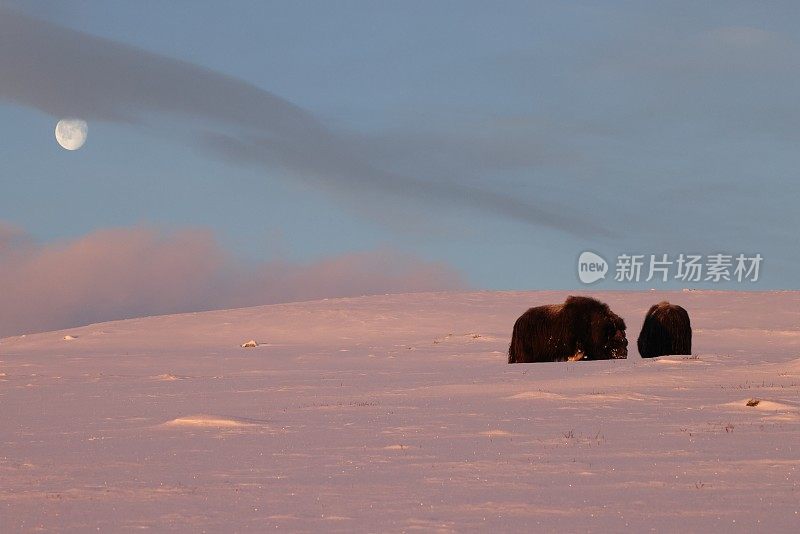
(1, 1), (799, 335)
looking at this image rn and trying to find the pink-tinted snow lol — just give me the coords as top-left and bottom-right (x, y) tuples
(1, 291), (799, 531)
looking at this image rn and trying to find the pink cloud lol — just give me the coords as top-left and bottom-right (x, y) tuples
(0, 223), (465, 337)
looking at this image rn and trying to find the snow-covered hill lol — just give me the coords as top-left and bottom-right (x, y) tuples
(1, 291), (798, 531)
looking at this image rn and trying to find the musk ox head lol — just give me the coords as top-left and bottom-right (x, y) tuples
(637, 301), (692, 358)
(576, 297), (628, 360)
(604, 313), (629, 359)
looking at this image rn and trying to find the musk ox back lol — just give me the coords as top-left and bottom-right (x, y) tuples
(508, 296), (628, 363)
(637, 301), (692, 358)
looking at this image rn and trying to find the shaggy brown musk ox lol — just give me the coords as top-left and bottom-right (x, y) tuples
(637, 301), (692, 357)
(508, 296), (628, 363)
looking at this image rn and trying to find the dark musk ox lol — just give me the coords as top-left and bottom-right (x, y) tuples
(637, 301), (692, 358)
(508, 296), (628, 364)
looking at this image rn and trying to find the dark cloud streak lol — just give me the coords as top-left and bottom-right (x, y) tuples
(0, 7), (317, 132)
(203, 132), (612, 238)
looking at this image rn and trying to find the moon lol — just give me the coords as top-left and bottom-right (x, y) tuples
(55, 118), (88, 151)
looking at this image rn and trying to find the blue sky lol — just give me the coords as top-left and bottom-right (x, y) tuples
(2, 0), (799, 298)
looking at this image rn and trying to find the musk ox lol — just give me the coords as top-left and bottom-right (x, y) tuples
(637, 301), (692, 358)
(508, 296), (628, 364)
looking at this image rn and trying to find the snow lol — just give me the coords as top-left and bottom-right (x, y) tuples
(1, 290), (798, 531)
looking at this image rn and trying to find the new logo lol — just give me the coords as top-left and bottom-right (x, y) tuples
(578, 251), (608, 284)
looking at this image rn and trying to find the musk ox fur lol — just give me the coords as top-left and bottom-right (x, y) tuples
(637, 301), (692, 357)
(508, 296), (628, 364)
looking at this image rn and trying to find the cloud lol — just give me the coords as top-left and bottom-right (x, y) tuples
(0, 223), (465, 337)
(0, 7), (608, 237)
(0, 7), (317, 132)
(202, 132), (607, 237)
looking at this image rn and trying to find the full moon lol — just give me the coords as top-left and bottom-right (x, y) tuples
(55, 118), (88, 151)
